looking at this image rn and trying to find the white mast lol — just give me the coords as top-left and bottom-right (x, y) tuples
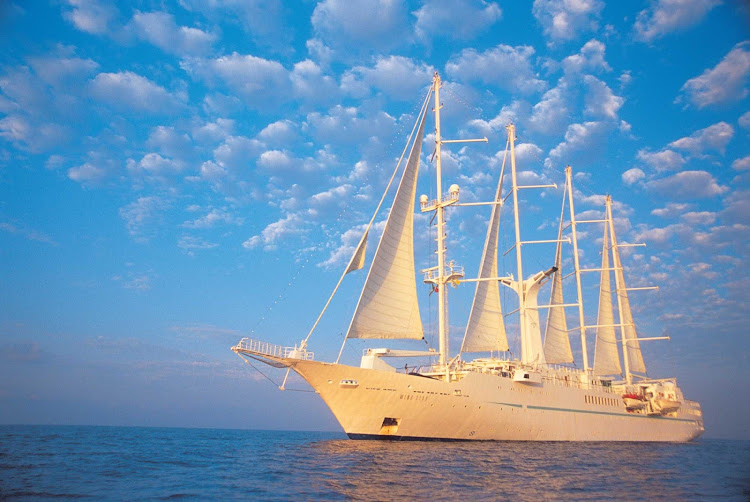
(565, 166), (590, 371)
(432, 72), (449, 368)
(508, 124), (527, 358)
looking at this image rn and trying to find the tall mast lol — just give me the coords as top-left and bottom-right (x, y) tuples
(565, 166), (590, 371)
(606, 196), (631, 384)
(433, 72), (448, 367)
(507, 124), (528, 359)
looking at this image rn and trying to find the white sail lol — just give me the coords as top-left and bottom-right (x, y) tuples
(543, 206), (573, 364)
(345, 108), (427, 340)
(613, 244), (647, 374)
(593, 224), (622, 376)
(461, 170), (508, 353)
(344, 230), (368, 275)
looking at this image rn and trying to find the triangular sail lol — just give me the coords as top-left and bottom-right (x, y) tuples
(461, 167), (508, 353)
(344, 230), (368, 275)
(345, 107), (427, 340)
(593, 223), (622, 376)
(612, 242), (647, 374)
(543, 211), (573, 364)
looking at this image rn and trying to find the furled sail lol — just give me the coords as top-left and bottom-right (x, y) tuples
(461, 168), (508, 353)
(345, 107), (427, 340)
(543, 216), (573, 364)
(593, 223), (622, 376)
(612, 243), (647, 374)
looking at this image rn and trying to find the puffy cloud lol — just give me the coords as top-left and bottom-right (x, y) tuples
(668, 121), (734, 155)
(193, 118), (234, 144)
(311, 0), (410, 53)
(645, 170), (728, 199)
(242, 212), (306, 250)
(634, 0), (721, 42)
(622, 167), (645, 185)
(637, 148), (685, 172)
(677, 42), (750, 108)
(127, 153), (184, 178)
(304, 105), (397, 146)
(562, 39), (611, 74)
(545, 121), (608, 168)
(182, 208), (242, 229)
(257, 150), (294, 171)
(0, 115), (69, 153)
(514, 143), (544, 165)
(468, 100), (527, 136)
(583, 75), (623, 119)
(532, 0), (604, 42)
(258, 120), (296, 146)
(681, 211), (717, 225)
(119, 196), (168, 239)
(290, 59), (338, 103)
(62, 0), (118, 35)
(739, 111), (750, 130)
(68, 162), (106, 183)
(414, 0), (501, 41)
(89, 71), (183, 114)
(651, 202), (690, 218)
(213, 135), (264, 170)
(129, 11), (216, 56)
(147, 126), (193, 159)
(445, 44), (546, 94)
(181, 53), (290, 109)
(732, 155), (750, 170)
(29, 56), (99, 88)
(342, 56), (435, 101)
(528, 81), (569, 134)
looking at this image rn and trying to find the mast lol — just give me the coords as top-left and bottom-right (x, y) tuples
(606, 196), (631, 384)
(508, 124), (527, 359)
(565, 166), (590, 371)
(433, 72), (448, 368)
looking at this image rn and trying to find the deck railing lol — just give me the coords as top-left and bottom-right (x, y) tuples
(233, 337), (314, 360)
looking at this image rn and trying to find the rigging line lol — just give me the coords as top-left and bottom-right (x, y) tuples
(307, 87), (434, 349)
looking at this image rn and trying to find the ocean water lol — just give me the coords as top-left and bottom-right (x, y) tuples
(1, 425), (748, 501)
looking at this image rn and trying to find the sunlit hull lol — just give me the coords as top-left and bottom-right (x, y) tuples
(287, 359), (703, 442)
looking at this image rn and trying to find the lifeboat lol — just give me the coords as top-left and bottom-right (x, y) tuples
(654, 397), (681, 414)
(622, 392), (647, 410)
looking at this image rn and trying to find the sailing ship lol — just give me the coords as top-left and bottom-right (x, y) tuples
(232, 73), (704, 441)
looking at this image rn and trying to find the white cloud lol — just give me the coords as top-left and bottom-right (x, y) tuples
(311, 0), (410, 53)
(68, 162), (106, 183)
(178, 235), (219, 251)
(528, 81), (569, 134)
(562, 39), (611, 74)
(739, 111), (750, 130)
(119, 196), (168, 238)
(29, 56), (99, 88)
(634, 0), (721, 42)
(532, 0), (604, 42)
(127, 153), (184, 177)
(445, 44), (546, 94)
(637, 148), (685, 172)
(257, 150), (294, 171)
(622, 167), (645, 185)
(258, 120), (297, 146)
(342, 56), (435, 101)
(583, 75), (623, 119)
(545, 121), (608, 168)
(193, 119), (234, 144)
(469, 100), (527, 136)
(89, 71), (183, 114)
(304, 105), (397, 146)
(651, 202), (690, 218)
(681, 211), (717, 225)
(646, 170), (728, 199)
(677, 42), (750, 108)
(0, 115), (69, 153)
(147, 126), (193, 159)
(181, 53), (290, 109)
(129, 11), (215, 56)
(414, 0), (501, 41)
(668, 121), (734, 155)
(242, 212), (306, 250)
(514, 143), (544, 165)
(732, 155), (750, 170)
(182, 208), (242, 229)
(290, 59), (338, 103)
(62, 0), (118, 35)
(213, 135), (264, 171)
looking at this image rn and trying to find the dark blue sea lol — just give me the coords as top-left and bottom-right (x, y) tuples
(1, 425), (748, 501)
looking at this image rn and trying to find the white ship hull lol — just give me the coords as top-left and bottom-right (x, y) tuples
(288, 359), (704, 442)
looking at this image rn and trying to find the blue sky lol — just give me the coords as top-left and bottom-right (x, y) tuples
(1, 0), (748, 438)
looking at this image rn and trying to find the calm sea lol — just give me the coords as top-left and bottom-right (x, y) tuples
(1, 425), (748, 500)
